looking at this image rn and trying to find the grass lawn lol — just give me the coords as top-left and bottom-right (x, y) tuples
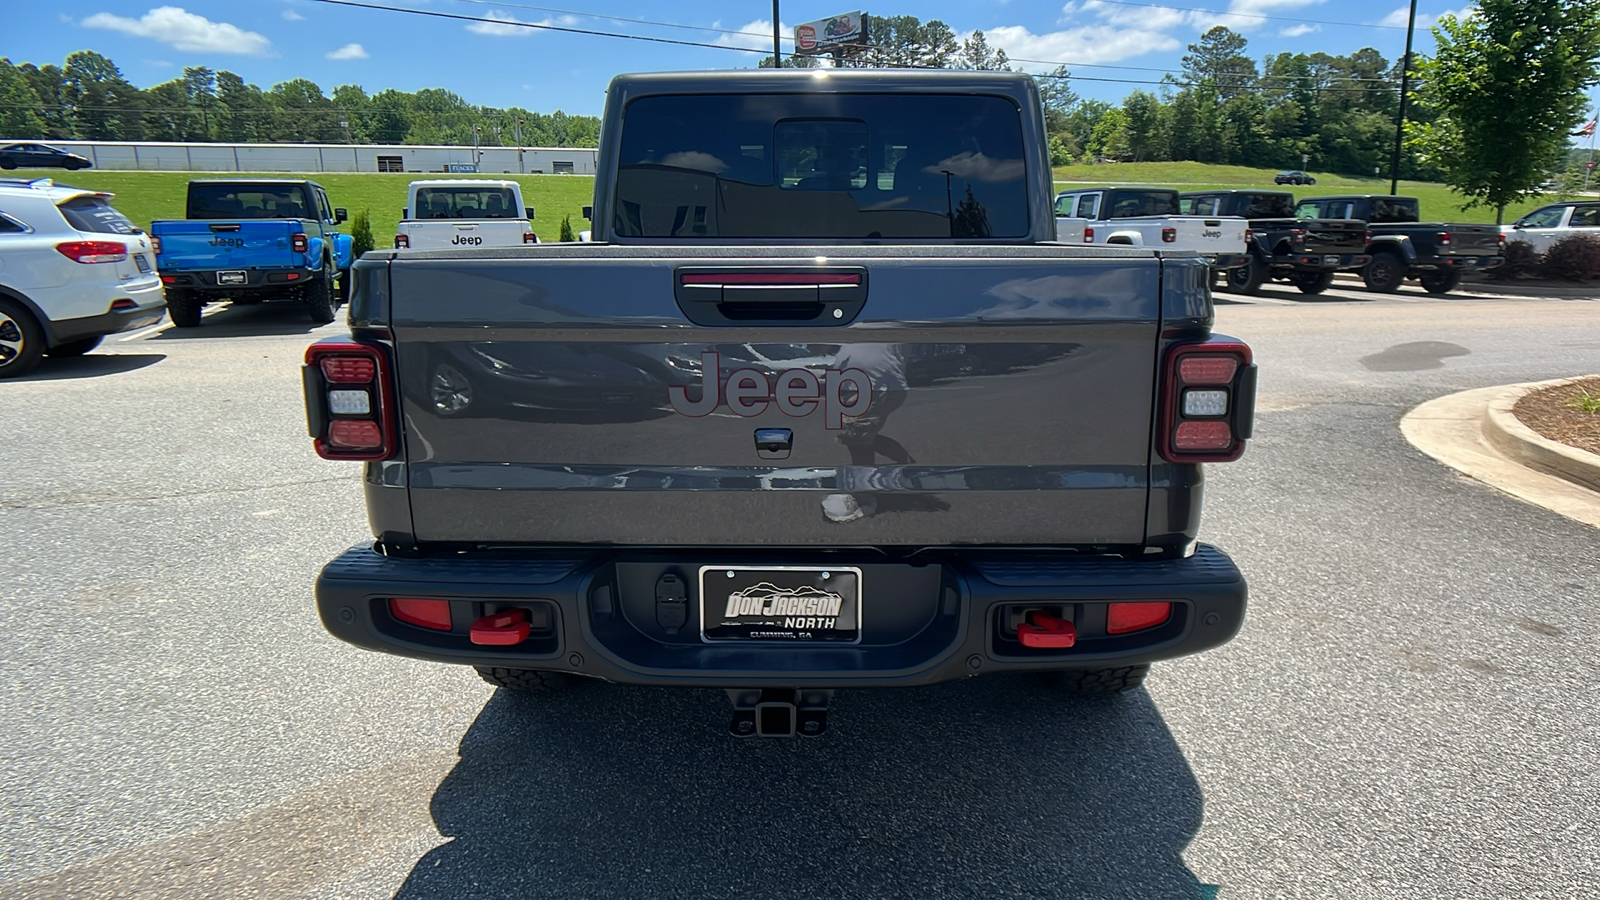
(4, 170), (597, 244)
(1053, 160), (1561, 225)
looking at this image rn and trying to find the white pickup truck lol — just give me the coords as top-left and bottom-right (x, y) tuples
(1055, 186), (1247, 270)
(394, 179), (538, 250)
(1502, 201), (1600, 254)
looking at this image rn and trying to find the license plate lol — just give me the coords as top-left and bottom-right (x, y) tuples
(134, 254), (151, 273)
(217, 270), (247, 285)
(1324, 255), (1340, 266)
(1460, 258), (1477, 267)
(700, 566), (862, 643)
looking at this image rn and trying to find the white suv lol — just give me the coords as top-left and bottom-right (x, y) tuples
(0, 178), (166, 378)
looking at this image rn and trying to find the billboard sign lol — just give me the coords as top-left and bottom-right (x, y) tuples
(795, 12), (867, 55)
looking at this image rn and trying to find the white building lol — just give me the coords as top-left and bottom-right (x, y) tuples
(10, 140), (598, 175)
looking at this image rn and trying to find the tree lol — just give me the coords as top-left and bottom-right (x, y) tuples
(64, 51), (144, 140)
(1413, 0), (1600, 221)
(268, 78), (342, 142)
(559, 214), (575, 242)
(350, 209), (375, 258)
(1035, 65), (1079, 135)
(0, 59), (46, 138)
(1181, 27), (1256, 100)
(960, 30), (1010, 71)
(1122, 91), (1163, 161)
(215, 71), (271, 142)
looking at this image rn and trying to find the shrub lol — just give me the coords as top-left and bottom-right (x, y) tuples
(1489, 238), (1542, 280)
(350, 209), (375, 259)
(559, 214), (575, 242)
(1539, 234), (1600, 281)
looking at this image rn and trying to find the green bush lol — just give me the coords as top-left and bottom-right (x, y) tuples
(559, 214), (575, 242)
(1489, 239), (1542, 280)
(1540, 235), (1600, 281)
(350, 209), (375, 259)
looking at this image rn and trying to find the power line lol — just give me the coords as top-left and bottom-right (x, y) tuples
(1076, 0), (1409, 31)
(440, 0), (789, 41)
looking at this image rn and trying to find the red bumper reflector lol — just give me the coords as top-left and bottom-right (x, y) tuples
(161, 275), (177, 284)
(1178, 356), (1239, 384)
(1017, 611), (1077, 648)
(111, 299), (137, 311)
(470, 609), (531, 646)
(328, 419), (382, 449)
(390, 598), (452, 631)
(1174, 420), (1233, 451)
(1107, 602), (1172, 635)
(321, 357), (375, 383)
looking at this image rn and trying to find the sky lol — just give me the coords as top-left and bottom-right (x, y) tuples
(2, 0), (1593, 120)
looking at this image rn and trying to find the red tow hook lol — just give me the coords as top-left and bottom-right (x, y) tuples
(469, 609), (531, 646)
(1017, 611), (1077, 649)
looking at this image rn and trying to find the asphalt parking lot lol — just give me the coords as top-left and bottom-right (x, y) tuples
(2, 286), (1598, 899)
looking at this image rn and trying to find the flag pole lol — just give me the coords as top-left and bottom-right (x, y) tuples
(1588, 106), (1597, 192)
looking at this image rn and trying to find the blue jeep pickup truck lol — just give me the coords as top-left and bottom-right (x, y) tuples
(151, 179), (354, 326)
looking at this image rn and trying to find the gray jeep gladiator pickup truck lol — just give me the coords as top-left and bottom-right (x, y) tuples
(304, 71), (1256, 737)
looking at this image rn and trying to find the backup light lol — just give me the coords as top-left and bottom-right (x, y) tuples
(1183, 389), (1228, 417)
(327, 389), (371, 415)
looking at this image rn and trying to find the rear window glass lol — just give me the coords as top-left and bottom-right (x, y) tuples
(1104, 190), (1179, 218)
(1369, 198), (1420, 223)
(1243, 194), (1294, 218)
(188, 183), (311, 220)
(58, 196), (139, 235)
(413, 186), (520, 219)
(613, 93), (1029, 239)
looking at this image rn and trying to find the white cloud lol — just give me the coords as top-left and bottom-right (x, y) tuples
(978, 23), (1182, 69)
(326, 42), (368, 60)
(282, 9), (304, 21)
(1280, 23), (1320, 36)
(1061, 0), (1327, 38)
(465, 10), (574, 37)
(1379, 4), (1473, 28)
(82, 6), (274, 56)
(713, 19), (789, 52)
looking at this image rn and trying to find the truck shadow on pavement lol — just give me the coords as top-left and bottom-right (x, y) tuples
(147, 302), (331, 339)
(11, 353), (165, 381)
(394, 673), (1214, 900)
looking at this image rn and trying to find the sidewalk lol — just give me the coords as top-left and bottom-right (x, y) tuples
(1402, 378), (1600, 529)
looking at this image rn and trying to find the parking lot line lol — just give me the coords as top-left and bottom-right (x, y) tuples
(118, 303), (228, 342)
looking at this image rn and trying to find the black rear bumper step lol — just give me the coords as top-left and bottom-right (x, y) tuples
(315, 543), (1247, 688)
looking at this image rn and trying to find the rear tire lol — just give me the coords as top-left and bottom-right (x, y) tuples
(0, 160), (16, 171)
(1046, 665), (1150, 694)
(1362, 251), (1407, 293)
(1291, 271), (1336, 294)
(1224, 257), (1265, 294)
(166, 289), (203, 328)
(1419, 269), (1462, 295)
(474, 667), (576, 692)
(0, 298), (46, 379)
(306, 266), (337, 324)
(47, 335), (103, 357)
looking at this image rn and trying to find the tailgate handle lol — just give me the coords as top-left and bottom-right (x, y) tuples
(208, 223), (241, 233)
(675, 267), (867, 326)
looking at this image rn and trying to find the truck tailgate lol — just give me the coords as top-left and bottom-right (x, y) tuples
(153, 220), (300, 271)
(386, 246), (1168, 547)
(1442, 225), (1501, 256)
(398, 219), (532, 249)
(1167, 216), (1246, 254)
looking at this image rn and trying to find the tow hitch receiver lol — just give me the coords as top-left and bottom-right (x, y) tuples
(1017, 611), (1077, 649)
(727, 689), (833, 738)
(469, 609), (531, 646)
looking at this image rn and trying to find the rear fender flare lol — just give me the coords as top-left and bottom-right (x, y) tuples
(1106, 230), (1145, 246)
(333, 233), (354, 269)
(1369, 234), (1416, 263)
(306, 235), (328, 270)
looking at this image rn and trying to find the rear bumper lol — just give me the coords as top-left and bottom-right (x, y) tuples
(315, 543), (1248, 687)
(1207, 253), (1250, 270)
(47, 286), (167, 345)
(1276, 252), (1370, 271)
(1414, 255), (1504, 271)
(159, 267), (317, 293)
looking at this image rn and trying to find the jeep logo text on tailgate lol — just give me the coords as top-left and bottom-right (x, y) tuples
(670, 351), (871, 428)
(451, 235), (484, 245)
(208, 237), (243, 247)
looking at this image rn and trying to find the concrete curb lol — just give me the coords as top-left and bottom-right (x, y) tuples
(1401, 382), (1600, 530)
(1482, 377), (1600, 493)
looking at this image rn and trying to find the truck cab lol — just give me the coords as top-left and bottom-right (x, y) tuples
(151, 179), (353, 326)
(394, 180), (537, 250)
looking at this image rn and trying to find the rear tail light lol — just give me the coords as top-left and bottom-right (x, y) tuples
(390, 598), (452, 631)
(1160, 337), (1256, 463)
(1497, 232), (1505, 250)
(1290, 228), (1305, 244)
(1244, 228), (1253, 242)
(1364, 230), (1373, 244)
(394, 234), (409, 249)
(150, 236), (162, 254)
(1083, 227), (1094, 244)
(1161, 227), (1177, 243)
(55, 240), (129, 264)
(304, 340), (397, 461)
(1438, 231), (1451, 246)
(291, 232), (309, 253)
(522, 231), (538, 244)
(1107, 602), (1172, 634)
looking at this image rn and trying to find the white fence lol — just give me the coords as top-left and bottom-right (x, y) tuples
(6, 140), (598, 175)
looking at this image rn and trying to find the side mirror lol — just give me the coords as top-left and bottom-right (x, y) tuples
(401, 208), (409, 219)
(582, 205), (594, 219)
(525, 207), (536, 220)
(334, 208), (348, 224)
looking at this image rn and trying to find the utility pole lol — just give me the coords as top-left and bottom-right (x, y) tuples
(1387, 0), (1418, 195)
(772, 1), (782, 67)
